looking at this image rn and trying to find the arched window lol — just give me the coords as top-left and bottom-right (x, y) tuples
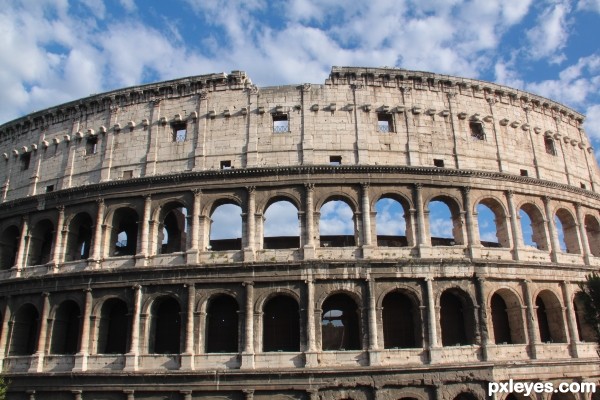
(453, 393), (479, 400)
(319, 199), (356, 247)
(321, 293), (360, 351)
(97, 298), (129, 354)
(65, 213), (93, 261)
(9, 304), (39, 356)
(375, 197), (409, 247)
(554, 209), (580, 254)
(110, 208), (139, 256)
(263, 200), (300, 249)
(27, 219), (54, 266)
(209, 203), (242, 251)
(159, 205), (188, 254)
(428, 197), (463, 246)
(50, 300), (81, 354)
(584, 215), (600, 257)
(0, 225), (20, 270)
(573, 292), (597, 342)
(490, 294), (511, 344)
(263, 295), (300, 352)
(382, 291), (419, 349)
(150, 297), (181, 354)
(477, 199), (509, 248)
(519, 204), (548, 250)
(206, 295), (239, 353)
(440, 290), (474, 346)
(536, 291), (567, 343)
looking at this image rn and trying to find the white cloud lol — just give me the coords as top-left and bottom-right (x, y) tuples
(375, 199), (406, 236)
(264, 201), (300, 237)
(319, 200), (354, 235)
(577, 0), (600, 12)
(525, 2), (571, 62)
(210, 204), (242, 240)
(119, 0), (136, 12)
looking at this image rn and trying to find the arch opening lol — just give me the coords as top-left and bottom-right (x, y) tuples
(65, 213), (93, 261)
(382, 291), (420, 349)
(111, 208), (139, 256)
(319, 200), (356, 247)
(428, 198), (463, 246)
(321, 293), (360, 351)
(149, 297), (181, 354)
(518, 204), (548, 250)
(375, 198), (408, 247)
(477, 200), (509, 248)
(27, 219), (54, 266)
(535, 291), (567, 343)
(585, 215), (600, 257)
(9, 304), (39, 356)
(263, 200), (300, 249)
(573, 292), (597, 342)
(209, 203), (242, 251)
(50, 300), (81, 355)
(97, 298), (129, 354)
(206, 295), (239, 353)
(555, 209), (580, 254)
(440, 290), (475, 346)
(159, 205), (188, 254)
(0, 225), (20, 270)
(263, 295), (300, 352)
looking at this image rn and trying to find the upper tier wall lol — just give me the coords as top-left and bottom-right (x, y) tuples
(0, 67), (598, 202)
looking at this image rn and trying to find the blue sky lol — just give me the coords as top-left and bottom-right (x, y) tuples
(2, 0), (599, 243)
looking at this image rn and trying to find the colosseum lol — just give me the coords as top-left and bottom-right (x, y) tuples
(0, 66), (598, 400)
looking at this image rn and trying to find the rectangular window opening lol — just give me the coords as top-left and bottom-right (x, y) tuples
(545, 137), (557, 155)
(20, 152), (31, 171)
(433, 159), (444, 168)
(172, 122), (187, 142)
(469, 121), (485, 140)
(220, 160), (232, 170)
(329, 156), (342, 166)
(581, 182), (587, 189)
(273, 114), (289, 133)
(86, 137), (98, 155)
(520, 169), (529, 177)
(122, 170), (133, 179)
(45, 185), (54, 193)
(377, 113), (394, 133)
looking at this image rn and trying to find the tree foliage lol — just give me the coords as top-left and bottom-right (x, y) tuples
(0, 376), (8, 400)
(579, 273), (600, 344)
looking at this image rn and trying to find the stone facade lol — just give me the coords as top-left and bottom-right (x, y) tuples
(0, 67), (598, 399)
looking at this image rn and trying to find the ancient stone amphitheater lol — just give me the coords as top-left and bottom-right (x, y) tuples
(0, 66), (598, 400)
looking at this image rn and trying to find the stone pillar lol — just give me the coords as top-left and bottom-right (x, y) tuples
(30, 292), (50, 372)
(124, 390), (135, 400)
(505, 190), (521, 261)
(91, 199), (105, 266)
(306, 389), (319, 400)
(543, 196), (560, 262)
(26, 390), (36, 400)
(125, 284), (142, 371)
(425, 278), (438, 362)
(181, 391), (192, 400)
(521, 279), (538, 359)
(462, 187), (478, 258)
(414, 184), (429, 250)
(305, 278), (317, 367)
(72, 390), (82, 400)
(367, 278), (379, 365)
(304, 184), (316, 259)
(244, 186), (256, 261)
(0, 299), (12, 360)
(51, 205), (65, 270)
(561, 281), (579, 357)
(137, 195), (152, 265)
(575, 203), (592, 265)
(243, 389), (254, 400)
(241, 281), (254, 369)
(475, 277), (489, 360)
(15, 216), (29, 275)
(187, 190), (202, 264)
(361, 183), (372, 247)
(181, 283), (195, 369)
(74, 288), (93, 371)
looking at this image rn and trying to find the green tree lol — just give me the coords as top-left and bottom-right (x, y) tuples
(0, 376), (9, 400)
(579, 273), (600, 344)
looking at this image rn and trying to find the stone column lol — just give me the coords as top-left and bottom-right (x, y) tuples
(0, 299), (12, 360)
(304, 184), (316, 259)
(361, 183), (372, 247)
(91, 199), (105, 266)
(181, 391), (192, 400)
(244, 186), (256, 261)
(181, 283), (195, 369)
(51, 205), (65, 270)
(462, 187), (478, 257)
(72, 390), (82, 400)
(305, 278), (317, 367)
(123, 390), (135, 400)
(26, 390), (36, 400)
(414, 184), (429, 249)
(30, 292), (50, 372)
(425, 278), (438, 362)
(74, 288), (93, 371)
(137, 195), (152, 265)
(575, 203), (592, 265)
(521, 279), (538, 359)
(561, 281), (579, 357)
(367, 278), (379, 365)
(241, 281), (255, 369)
(505, 190), (521, 261)
(543, 196), (560, 262)
(125, 284), (142, 371)
(475, 277), (489, 360)
(187, 189), (202, 264)
(15, 216), (29, 275)
(243, 389), (254, 400)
